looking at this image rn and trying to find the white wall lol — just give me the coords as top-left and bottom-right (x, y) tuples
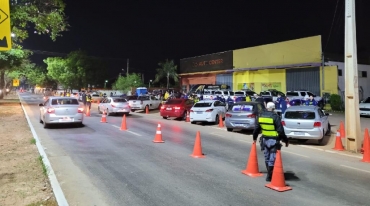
(326, 61), (370, 100)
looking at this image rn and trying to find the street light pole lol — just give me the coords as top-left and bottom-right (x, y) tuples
(344, 0), (361, 152)
(104, 80), (108, 89)
(149, 80), (152, 88)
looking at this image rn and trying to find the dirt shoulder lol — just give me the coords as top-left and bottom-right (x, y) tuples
(0, 92), (57, 206)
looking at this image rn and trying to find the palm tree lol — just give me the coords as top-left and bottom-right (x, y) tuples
(154, 59), (179, 89)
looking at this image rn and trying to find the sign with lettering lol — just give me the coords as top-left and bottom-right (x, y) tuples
(180, 51), (233, 73)
(261, 82), (282, 91)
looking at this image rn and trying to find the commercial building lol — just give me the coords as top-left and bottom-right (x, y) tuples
(180, 35), (339, 97)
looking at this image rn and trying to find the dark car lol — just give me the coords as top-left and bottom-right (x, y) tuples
(160, 98), (194, 120)
(224, 102), (265, 132)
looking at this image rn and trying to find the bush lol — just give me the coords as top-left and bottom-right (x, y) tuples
(330, 94), (342, 111)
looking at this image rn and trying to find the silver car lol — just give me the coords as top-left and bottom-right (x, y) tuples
(98, 97), (130, 116)
(282, 106), (331, 144)
(39, 97), (84, 128)
(225, 102), (265, 132)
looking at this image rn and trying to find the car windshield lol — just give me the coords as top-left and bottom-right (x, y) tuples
(286, 92), (299, 96)
(127, 96), (138, 100)
(203, 91), (214, 95)
(363, 97), (370, 103)
(229, 91), (234, 95)
(113, 98), (127, 102)
(166, 100), (183, 104)
(260, 92), (270, 96)
(231, 104), (253, 112)
(51, 98), (79, 105)
(138, 96), (150, 100)
(214, 91), (222, 95)
(285, 111), (316, 119)
(235, 92), (245, 96)
(194, 102), (212, 107)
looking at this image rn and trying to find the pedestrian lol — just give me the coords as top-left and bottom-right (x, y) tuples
(82, 91), (87, 112)
(254, 93), (266, 108)
(86, 91), (92, 111)
(305, 95), (318, 106)
(253, 102), (289, 182)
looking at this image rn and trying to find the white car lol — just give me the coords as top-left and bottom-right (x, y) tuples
(190, 100), (227, 124)
(98, 97), (131, 116)
(359, 97), (370, 116)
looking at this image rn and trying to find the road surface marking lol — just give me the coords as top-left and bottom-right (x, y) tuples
(340, 165), (370, 174)
(337, 153), (362, 159)
(112, 125), (142, 136)
(283, 151), (310, 158)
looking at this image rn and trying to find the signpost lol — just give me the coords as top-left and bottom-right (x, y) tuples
(0, 0), (11, 51)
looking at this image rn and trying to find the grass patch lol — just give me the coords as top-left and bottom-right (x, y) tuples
(30, 138), (36, 145)
(38, 156), (49, 177)
(27, 199), (58, 206)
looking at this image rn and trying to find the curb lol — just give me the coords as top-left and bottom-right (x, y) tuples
(19, 94), (69, 206)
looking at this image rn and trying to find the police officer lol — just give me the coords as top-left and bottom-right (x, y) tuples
(253, 102), (289, 182)
(86, 91), (92, 111)
(305, 95), (318, 106)
(81, 91), (87, 112)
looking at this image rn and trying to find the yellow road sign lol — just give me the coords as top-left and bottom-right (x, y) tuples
(13, 79), (19, 87)
(0, 0), (11, 51)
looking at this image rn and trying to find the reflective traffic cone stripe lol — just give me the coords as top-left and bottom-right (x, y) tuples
(361, 128), (370, 163)
(332, 130), (344, 151)
(146, 106), (149, 114)
(120, 114), (127, 130)
(241, 142), (263, 177)
(190, 131), (205, 158)
(85, 107), (91, 117)
(340, 121), (345, 138)
(218, 114), (224, 128)
(265, 150), (292, 192)
(153, 123), (164, 143)
(100, 111), (107, 123)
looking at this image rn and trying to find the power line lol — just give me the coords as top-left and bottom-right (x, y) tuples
(324, 0), (340, 52)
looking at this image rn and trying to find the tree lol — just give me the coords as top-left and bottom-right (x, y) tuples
(112, 73), (143, 94)
(154, 59), (179, 89)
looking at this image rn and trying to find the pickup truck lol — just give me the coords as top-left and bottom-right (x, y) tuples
(260, 90), (285, 102)
(286, 90), (323, 107)
(128, 95), (162, 112)
(202, 90), (217, 100)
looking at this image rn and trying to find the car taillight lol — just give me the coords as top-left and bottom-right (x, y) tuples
(281, 121), (286, 126)
(47, 108), (55, 113)
(174, 107), (182, 110)
(78, 107), (84, 113)
(225, 113), (232, 117)
(205, 109), (213, 112)
(160, 106), (165, 110)
(247, 114), (256, 118)
(314, 122), (321, 127)
(190, 109), (194, 113)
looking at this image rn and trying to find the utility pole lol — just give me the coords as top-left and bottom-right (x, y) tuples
(126, 59), (129, 76)
(344, 0), (361, 152)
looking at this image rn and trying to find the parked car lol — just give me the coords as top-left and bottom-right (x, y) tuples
(225, 102), (265, 132)
(286, 90), (323, 108)
(160, 98), (194, 120)
(260, 89), (285, 102)
(359, 97), (370, 117)
(128, 95), (162, 112)
(98, 97), (131, 116)
(190, 100), (227, 124)
(281, 106), (331, 145)
(39, 97), (84, 128)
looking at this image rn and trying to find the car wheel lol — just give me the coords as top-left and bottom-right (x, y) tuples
(131, 109), (136, 112)
(106, 109), (110, 116)
(227, 128), (233, 132)
(39, 114), (43, 123)
(318, 130), (325, 145)
(98, 107), (102, 114)
(215, 114), (219, 125)
(191, 121), (196, 124)
(163, 116), (168, 119)
(182, 112), (187, 120)
(325, 123), (331, 136)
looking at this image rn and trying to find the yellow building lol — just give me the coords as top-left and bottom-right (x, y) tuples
(233, 35), (338, 96)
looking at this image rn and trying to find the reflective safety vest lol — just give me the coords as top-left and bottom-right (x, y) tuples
(86, 95), (92, 102)
(258, 117), (278, 137)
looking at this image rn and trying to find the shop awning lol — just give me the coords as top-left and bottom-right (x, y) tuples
(228, 62), (322, 72)
(178, 69), (233, 76)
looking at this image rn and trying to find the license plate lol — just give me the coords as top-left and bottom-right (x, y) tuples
(166, 108), (172, 110)
(196, 111), (203, 114)
(59, 117), (74, 122)
(294, 132), (304, 135)
(235, 124), (244, 126)
(118, 109), (127, 112)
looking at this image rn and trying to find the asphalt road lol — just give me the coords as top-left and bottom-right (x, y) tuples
(19, 93), (370, 206)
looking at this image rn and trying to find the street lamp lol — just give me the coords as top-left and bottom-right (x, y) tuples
(104, 80), (108, 89)
(149, 80), (152, 88)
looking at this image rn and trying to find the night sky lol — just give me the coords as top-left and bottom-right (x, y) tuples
(22, 0), (370, 82)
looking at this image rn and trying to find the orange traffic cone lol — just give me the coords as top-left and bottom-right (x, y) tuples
(361, 129), (369, 154)
(100, 110), (107, 123)
(241, 142), (263, 177)
(265, 150), (292, 192)
(185, 111), (190, 122)
(332, 130), (344, 151)
(146, 106), (149, 114)
(190, 131), (205, 158)
(218, 114), (224, 128)
(85, 106), (91, 117)
(120, 114), (127, 130)
(340, 121), (345, 138)
(361, 129), (370, 163)
(153, 123), (165, 143)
